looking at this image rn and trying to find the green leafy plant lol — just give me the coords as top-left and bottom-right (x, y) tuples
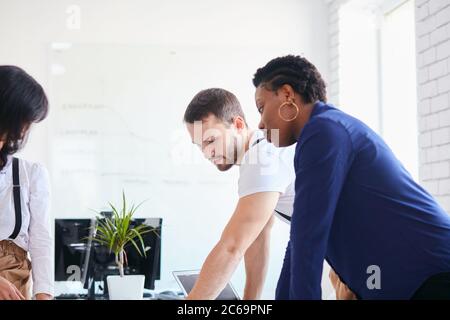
(90, 191), (159, 277)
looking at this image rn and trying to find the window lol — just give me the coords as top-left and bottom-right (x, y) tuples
(380, 0), (418, 179)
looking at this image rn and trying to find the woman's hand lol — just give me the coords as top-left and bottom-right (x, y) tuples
(0, 276), (25, 300)
(329, 269), (357, 300)
(35, 293), (53, 300)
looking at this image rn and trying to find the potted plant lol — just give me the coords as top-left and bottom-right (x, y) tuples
(90, 192), (158, 300)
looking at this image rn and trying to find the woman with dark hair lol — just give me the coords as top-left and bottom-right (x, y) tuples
(253, 55), (450, 300)
(0, 66), (52, 300)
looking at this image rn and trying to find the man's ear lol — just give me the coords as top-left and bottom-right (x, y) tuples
(232, 116), (246, 132)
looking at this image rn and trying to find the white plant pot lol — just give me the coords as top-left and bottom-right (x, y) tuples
(107, 275), (145, 300)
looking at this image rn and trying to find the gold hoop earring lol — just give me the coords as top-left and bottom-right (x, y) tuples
(278, 100), (299, 122)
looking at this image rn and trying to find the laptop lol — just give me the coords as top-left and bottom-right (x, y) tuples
(173, 270), (240, 300)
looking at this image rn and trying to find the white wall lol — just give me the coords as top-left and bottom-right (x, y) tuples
(327, 0), (346, 106)
(0, 0), (331, 298)
(416, 0), (450, 213)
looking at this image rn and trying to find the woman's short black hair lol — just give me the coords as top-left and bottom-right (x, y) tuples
(0, 66), (48, 169)
(252, 55), (327, 104)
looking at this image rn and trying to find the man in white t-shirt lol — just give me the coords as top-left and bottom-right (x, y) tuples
(183, 88), (354, 300)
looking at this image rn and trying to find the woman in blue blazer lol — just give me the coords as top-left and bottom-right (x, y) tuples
(252, 55), (450, 300)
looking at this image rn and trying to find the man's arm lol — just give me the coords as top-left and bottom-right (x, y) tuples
(187, 192), (280, 300)
(329, 269), (357, 300)
(243, 215), (275, 300)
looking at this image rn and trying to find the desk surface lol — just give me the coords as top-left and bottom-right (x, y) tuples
(55, 291), (184, 300)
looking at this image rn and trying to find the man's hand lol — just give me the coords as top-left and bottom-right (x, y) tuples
(35, 293), (53, 300)
(0, 276), (25, 300)
(329, 269), (357, 300)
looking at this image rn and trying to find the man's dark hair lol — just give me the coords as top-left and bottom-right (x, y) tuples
(0, 66), (49, 170)
(184, 88), (247, 125)
(252, 55), (327, 103)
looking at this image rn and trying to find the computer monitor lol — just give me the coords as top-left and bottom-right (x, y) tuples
(54, 219), (94, 283)
(55, 217), (162, 295)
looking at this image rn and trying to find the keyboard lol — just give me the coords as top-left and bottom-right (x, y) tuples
(55, 293), (88, 300)
(55, 292), (155, 300)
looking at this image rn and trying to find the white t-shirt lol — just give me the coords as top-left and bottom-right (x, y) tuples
(238, 130), (296, 223)
(0, 156), (53, 296)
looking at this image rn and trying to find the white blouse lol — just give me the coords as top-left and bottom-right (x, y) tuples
(0, 156), (53, 297)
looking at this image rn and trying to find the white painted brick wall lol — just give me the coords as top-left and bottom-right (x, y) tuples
(416, 0), (450, 213)
(327, 0), (348, 105)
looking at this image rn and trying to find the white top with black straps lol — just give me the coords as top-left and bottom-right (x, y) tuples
(0, 156), (53, 296)
(238, 130), (296, 223)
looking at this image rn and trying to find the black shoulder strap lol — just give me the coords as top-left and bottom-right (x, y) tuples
(251, 137), (265, 147)
(274, 209), (291, 222)
(9, 157), (22, 240)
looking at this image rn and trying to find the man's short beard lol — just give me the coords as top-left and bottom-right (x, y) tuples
(215, 137), (240, 172)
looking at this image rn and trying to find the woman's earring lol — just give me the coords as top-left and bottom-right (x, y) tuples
(278, 99), (299, 122)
